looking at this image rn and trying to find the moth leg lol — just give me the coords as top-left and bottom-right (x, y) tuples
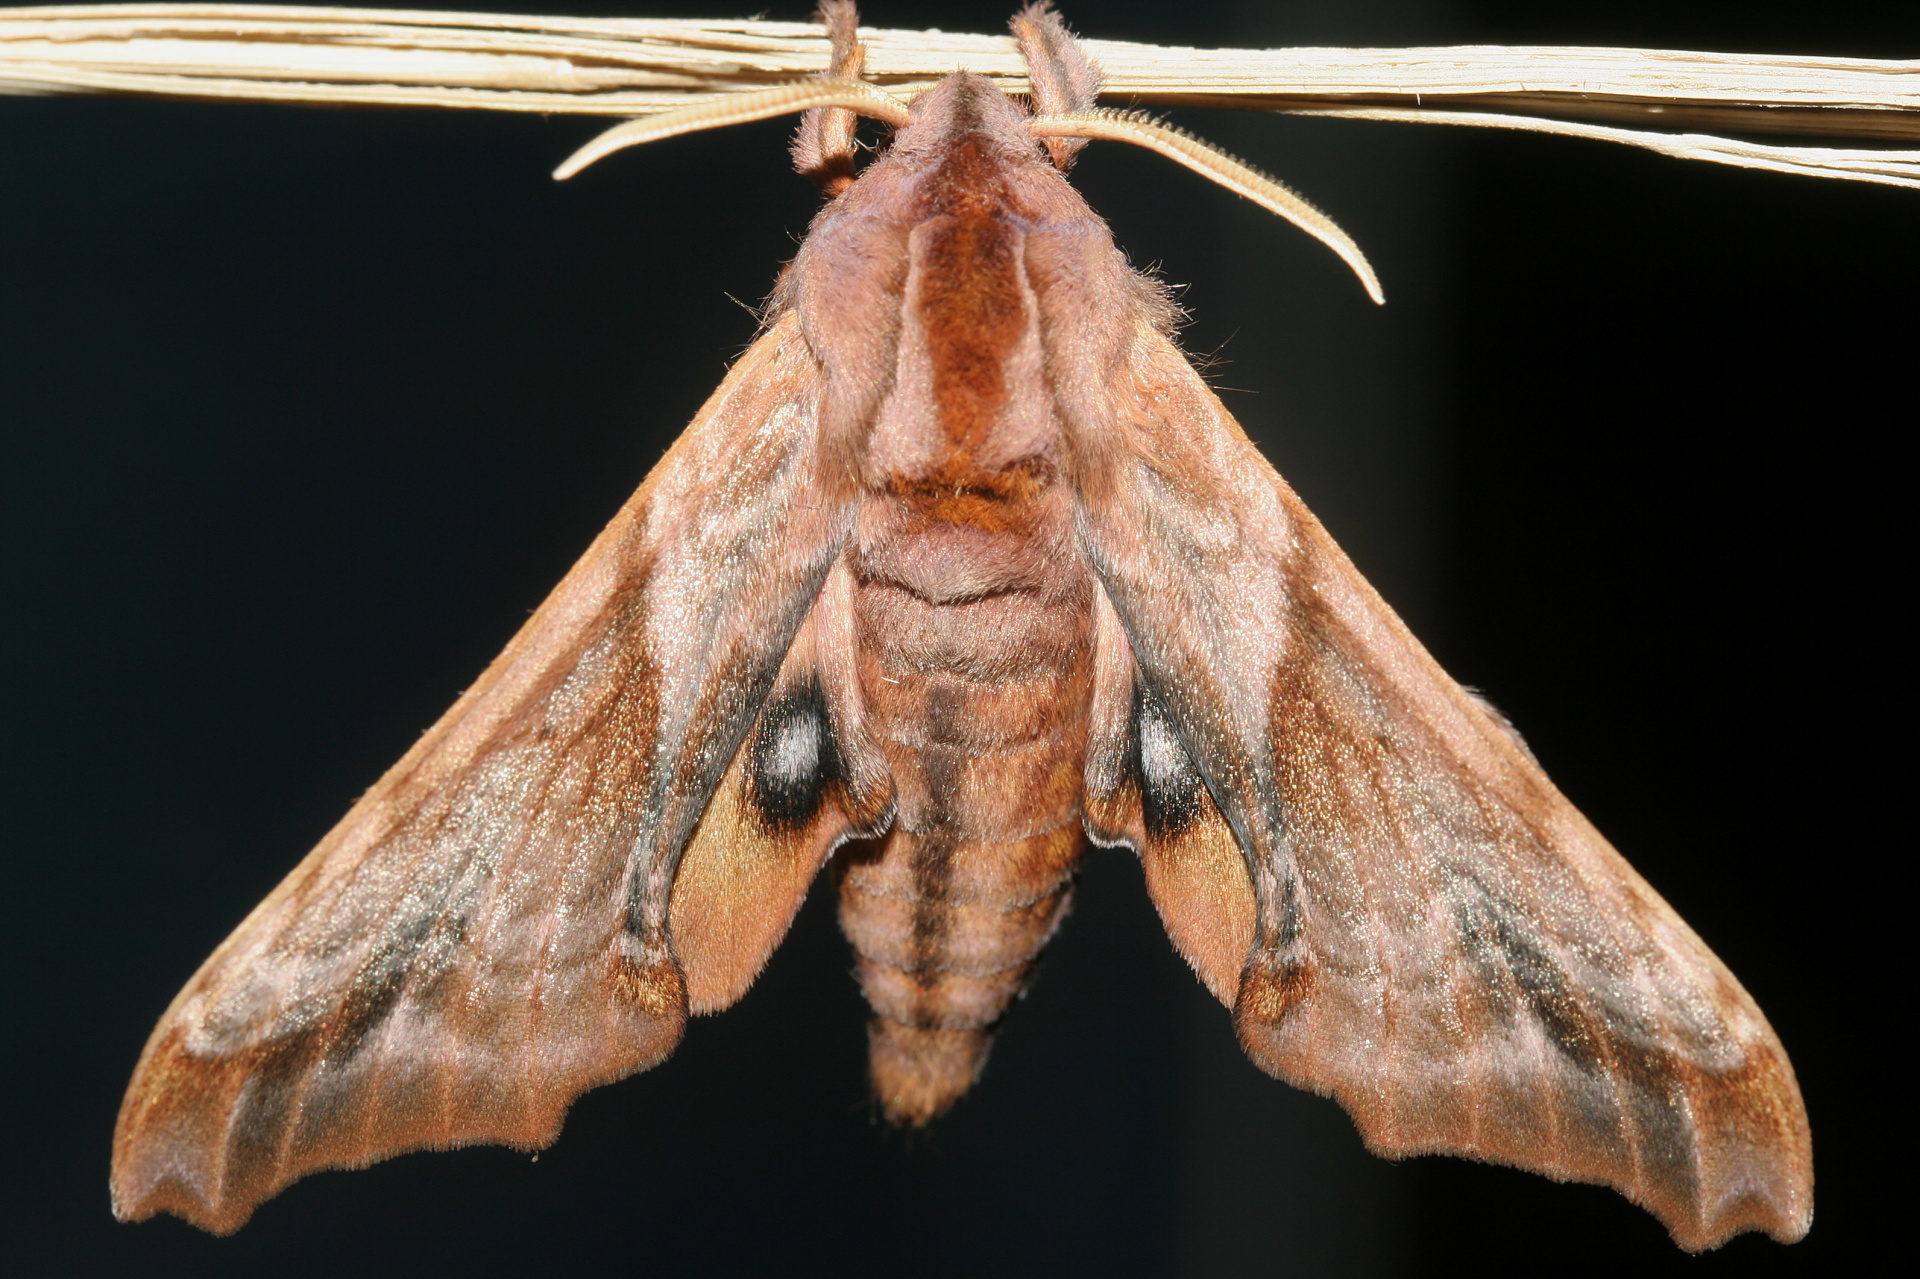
(1011, 2), (1103, 170)
(791, 1), (869, 196)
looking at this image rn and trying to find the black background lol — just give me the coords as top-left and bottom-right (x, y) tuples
(3, 1), (1910, 1274)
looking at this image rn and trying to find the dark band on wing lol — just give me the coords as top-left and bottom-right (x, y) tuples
(1457, 880), (1606, 1074)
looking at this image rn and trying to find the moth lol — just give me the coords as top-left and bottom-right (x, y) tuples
(112, 3), (1811, 1250)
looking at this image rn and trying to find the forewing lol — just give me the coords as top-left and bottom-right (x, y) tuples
(113, 313), (855, 1233)
(1066, 328), (1812, 1251)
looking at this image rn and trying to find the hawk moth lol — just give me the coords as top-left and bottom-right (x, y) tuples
(110, 3), (1812, 1249)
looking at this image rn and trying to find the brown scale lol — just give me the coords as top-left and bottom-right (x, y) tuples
(826, 63), (1099, 1122)
(108, 5), (1813, 1250)
(837, 497), (1096, 1124)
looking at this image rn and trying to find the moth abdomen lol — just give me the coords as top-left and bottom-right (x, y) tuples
(837, 457), (1097, 1123)
(839, 823), (1080, 1125)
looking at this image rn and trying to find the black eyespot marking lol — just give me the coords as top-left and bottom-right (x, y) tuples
(748, 675), (844, 830)
(1132, 686), (1205, 838)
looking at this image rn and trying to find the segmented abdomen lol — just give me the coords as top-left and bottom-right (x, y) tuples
(838, 493), (1094, 1123)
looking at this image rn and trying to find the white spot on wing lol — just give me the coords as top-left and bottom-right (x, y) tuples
(1139, 709), (1189, 792)
(766, 713), (821, 787)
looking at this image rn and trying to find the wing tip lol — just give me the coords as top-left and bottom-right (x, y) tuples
(1673, 1159), (1813, 1251)
(1353, 1111), (1813, 1251)
(110, 1009), (683, 1234)
(1654, 1176), (1813, 1251)
(1344, 1123), (1812, 1251)
(110, 1171), (257, 1236)
(1236, 1010), (1813, 1252)
(112, 1108), (577, 1235)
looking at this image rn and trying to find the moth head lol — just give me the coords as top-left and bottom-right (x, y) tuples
(551, 9), (1383, 305)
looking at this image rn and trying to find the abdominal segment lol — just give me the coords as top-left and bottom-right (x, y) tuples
(836, 489), (1095, 1124)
